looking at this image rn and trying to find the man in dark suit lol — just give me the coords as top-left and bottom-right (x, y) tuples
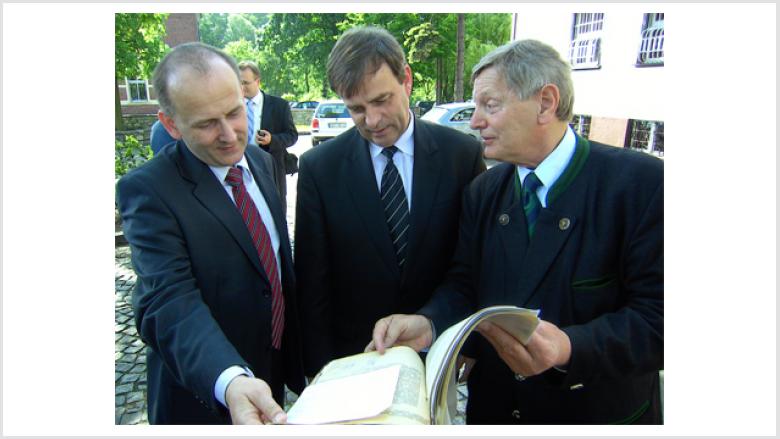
(117, 42), (304, 425)
(294, 26), (485, 377)
(239, 61), (298, 212)
(369, 39), (663, 424)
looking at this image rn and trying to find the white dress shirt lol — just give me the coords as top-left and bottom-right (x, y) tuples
(208, 155), (282, 408)
(368, 111), (415, 210)
(516, 125), (577, 207)
(247, 91), (264, 145)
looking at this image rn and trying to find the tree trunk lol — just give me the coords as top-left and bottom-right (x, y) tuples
(454, 13), (465, 102)
(115, 77), (124, 131)
(435, 57), (442, 104)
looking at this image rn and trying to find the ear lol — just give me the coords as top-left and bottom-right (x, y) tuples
(537, 84), (560, 124)
(403, 64), (413, 97)
(158, 110), (183, 140)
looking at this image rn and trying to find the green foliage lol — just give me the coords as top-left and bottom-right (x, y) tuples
(115, 13), (170, 80)
(115, 135), (153, 178)
(223, 39), (263, 65)
(196, 13), (511, 104)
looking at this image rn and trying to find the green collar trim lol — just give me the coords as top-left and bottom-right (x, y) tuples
(546, 134), (590, 206)
(513, 135), (591, 206)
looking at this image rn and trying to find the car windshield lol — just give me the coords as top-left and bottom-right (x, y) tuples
(317, 103), (350, 118)
(421, 107), (448, 121)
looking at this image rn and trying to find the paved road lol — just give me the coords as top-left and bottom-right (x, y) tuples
(115, 135), (468, 425)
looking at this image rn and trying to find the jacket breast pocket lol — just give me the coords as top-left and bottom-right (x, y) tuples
(570, 274), (620, 323)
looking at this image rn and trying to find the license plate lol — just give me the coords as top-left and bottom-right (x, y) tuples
(328, 122), (346, 128)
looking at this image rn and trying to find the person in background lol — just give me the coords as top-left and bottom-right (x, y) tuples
(238, 61), (298, 212)
(149, 119), (175, 155)
(368, 39), (663, 424)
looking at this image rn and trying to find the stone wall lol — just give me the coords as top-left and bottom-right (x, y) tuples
(116, 114), (157, 145)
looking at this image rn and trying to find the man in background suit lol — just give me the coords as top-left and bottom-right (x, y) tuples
(117, 42), (304, 424)
(294, 26), (486, 377)
(150, 119), (175, 155)
(369, 39), (663, 424)
(239, 61), (298, 212)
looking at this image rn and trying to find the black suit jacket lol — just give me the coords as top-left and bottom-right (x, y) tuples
(251, 92), (298, 199)
(419, 136), (664, 424)
(294, 118), (486, 375)
(117, 141), (305, 424)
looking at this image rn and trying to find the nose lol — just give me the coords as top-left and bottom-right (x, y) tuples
(218, 118), (238, 143)
(470, 108), (486, 130)
(364, 106), (381, 130)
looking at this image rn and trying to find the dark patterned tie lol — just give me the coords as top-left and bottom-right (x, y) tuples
(522, 172), (543, 237)
(225, 166), (284, 349)
(380, 146), (410, 268)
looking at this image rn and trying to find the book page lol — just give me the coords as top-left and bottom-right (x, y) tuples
(425, 306), (540, 424)
(288, 346), (430, 425)
(286, 365), (400, 424)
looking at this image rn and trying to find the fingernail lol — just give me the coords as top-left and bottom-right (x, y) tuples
(272, 413), (285, 424)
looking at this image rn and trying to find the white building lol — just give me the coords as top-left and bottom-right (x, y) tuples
(512, 8), (664, 156)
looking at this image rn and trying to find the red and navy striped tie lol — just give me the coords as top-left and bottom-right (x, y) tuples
(226, 166), (284, 349)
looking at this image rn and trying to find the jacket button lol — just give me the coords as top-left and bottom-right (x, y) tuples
(498, 214), (510, 226)
(559, 217), (571, 230)
(514, 373), (526, 382)
(570, 383), (584, 390)
(511, 409), (521, 419)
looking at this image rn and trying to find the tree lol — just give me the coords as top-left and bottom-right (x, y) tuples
(199, 13), (229, 48)
(454, 14), (465, 102)
(223, 39), (263, 67)
(115, 13), (169, 129)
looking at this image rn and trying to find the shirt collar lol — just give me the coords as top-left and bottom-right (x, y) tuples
(369, 110), (415, 159)
(248, 90), (263, 106)
(209, 155), (252, 185)
(517, 125), (576, 188)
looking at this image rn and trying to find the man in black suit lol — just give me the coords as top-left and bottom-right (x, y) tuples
(294, 26), (485, 377)
(117, 43), (304, 424)
(369, 39), (663, 424)
(239, 61), (298, 212)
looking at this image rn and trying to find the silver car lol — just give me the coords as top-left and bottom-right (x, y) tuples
(310, 99), (355, 146)
(421, 102), (481, 140)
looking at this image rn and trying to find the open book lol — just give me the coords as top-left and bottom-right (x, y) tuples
(286, 305), (539, 425)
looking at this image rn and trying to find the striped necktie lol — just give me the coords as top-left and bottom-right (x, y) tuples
(522, 172), (543, 237)
(225, 166), (284, 349)
(380, 146), (410, 268)
(246, 99), (255, 144)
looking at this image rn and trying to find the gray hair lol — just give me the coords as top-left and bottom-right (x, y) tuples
(152, 42), (240, 116)
(327, 26), (406, 99)
(472, 39), (574, 121)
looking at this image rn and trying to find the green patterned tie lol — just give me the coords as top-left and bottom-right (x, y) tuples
(521, 172), (543, 237)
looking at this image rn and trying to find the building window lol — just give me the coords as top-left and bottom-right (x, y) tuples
(568, 13), (604, 70)
(570, 114), (591, 138)
(626, 119), (664, 157)
(637, 13), (664, 66)
(127, 79), (149, 102)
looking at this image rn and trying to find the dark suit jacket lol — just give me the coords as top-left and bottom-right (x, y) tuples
(251, 92), (298, 199)
(116, 141), (305, 424)
(294, 118), (486, 376)
(419, 136), (664, 424)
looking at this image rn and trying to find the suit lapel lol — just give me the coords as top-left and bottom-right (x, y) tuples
(260, 91), (272, 131)
(402, 119), (441, 285)
(343, 131), (400, 278)
(516, 136), (591, 308)
(174, 142), (267, 281)
(494, 166), (530, 303)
